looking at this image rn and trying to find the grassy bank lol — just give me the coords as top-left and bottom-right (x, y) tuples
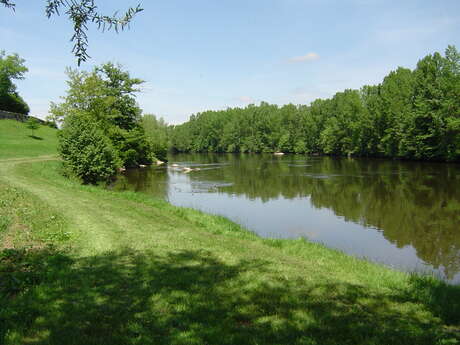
(0, 119), (58, 159)
(0, 119), (459, 345)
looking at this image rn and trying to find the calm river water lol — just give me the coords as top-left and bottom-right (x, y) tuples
(113, 153), (460, 283)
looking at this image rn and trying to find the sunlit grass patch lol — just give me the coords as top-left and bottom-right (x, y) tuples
(0, 120), (58, 159)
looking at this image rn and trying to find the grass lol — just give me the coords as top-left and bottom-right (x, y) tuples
(0, 119), (58, 159)
(0, 118), (459, 344)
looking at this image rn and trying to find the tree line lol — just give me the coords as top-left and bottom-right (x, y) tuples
(170, 46), (460, 162)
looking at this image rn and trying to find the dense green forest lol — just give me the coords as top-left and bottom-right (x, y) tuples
(170, 46), (460, 162)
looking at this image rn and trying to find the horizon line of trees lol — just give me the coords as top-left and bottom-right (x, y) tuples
(170, 46), (460, 162)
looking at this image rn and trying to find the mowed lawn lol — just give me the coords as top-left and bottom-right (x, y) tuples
(0, 119), (459, 345)
(0, 119), (58, 159)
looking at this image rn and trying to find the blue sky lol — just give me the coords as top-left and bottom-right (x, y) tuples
(1, 0), (459, 124)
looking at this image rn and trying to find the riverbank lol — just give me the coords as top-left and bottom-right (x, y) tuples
(1, 120), (459, 345)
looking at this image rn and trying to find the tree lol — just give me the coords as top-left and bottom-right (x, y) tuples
(375, 67), (415, 157)
(1, 1), (143, 65)
(95, 62), (144, 130)
(26, 117), (40, 137)
(399, 47), (460, 161)
(49, 63), (144, 127)
(52, 62), (155, 169)
(142, 114), (169, 161)
(0, 50), (29, 114)
(58, 112), (121, 184)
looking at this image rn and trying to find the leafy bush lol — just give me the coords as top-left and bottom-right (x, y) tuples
(107, 126), (153, 167)
(0, 93), (30, 114)
(142, 114), (169, 161)
(26, 117), (40, 136)
(51, 63), (161, 170)
(150, 139), (168, 161)
(58, 113), (121, 184)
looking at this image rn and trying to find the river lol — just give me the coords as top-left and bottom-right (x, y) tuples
(112, 153), (460, 284)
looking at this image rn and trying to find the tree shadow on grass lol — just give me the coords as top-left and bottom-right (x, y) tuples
(1, 247), (459, 345)
(28, 135), (43, 140)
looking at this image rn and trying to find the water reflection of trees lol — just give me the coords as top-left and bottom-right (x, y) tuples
(177, 153), (460, 279)
(113, 167), (170, 201)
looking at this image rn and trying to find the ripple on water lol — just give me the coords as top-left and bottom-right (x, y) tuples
(190, 181), (234, 193)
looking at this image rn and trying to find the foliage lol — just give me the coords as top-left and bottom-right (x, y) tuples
(107, 125), (153, 167)
(0, 50), (27, 93)
(52, 62), (155, 172)
(43, 119), (58, 129)
(58, 113), (120, 184)
(142, 114), (169, 161)
(25, 117), (40, 136)
(0, 92), (29, 114)
(0, 50), (29, 114)
(95, 62), (144, 130)
(171, 46), (460, 162)
(1, 1), (143, 65)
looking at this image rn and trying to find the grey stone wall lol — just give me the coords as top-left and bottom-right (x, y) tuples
(0, 110), (44, 123)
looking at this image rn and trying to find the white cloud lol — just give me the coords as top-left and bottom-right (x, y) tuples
(288, 52), (320, 63)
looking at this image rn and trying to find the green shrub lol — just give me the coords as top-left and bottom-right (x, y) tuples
(150, 139), (168, 161)
(107, 126), (153, 167)
(26, 117), (40, 137)
(0, 93), (30, 114)
(141, 114), (169, 162)
(58, 113), (121, 184)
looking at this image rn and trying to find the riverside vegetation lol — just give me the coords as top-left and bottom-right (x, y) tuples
(50, 62), (168, 184)
(1, 44), (460, 344)
(170, 46), (460, 162)
(1, 123), (460, 344)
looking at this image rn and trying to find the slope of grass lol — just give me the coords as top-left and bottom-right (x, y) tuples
(0, 119), (58, 159)
(0, 121), (459, 344)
